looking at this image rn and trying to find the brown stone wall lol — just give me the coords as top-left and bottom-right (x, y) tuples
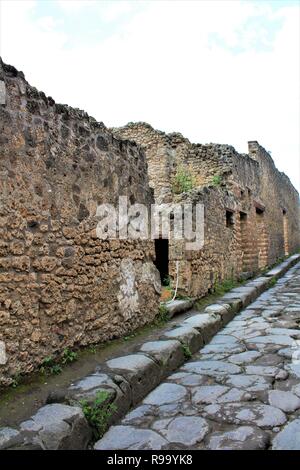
(0, 60), (160, 387)
(248, 141), (300, 263)
(169, 187), (241, 297)
(112, 123), (233, 203)
(113, 123), (300, 298)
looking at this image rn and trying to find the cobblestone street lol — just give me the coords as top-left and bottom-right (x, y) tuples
(95, 263), (300, 450)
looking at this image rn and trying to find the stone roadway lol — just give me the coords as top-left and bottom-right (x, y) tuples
(95, 263), (300, 450)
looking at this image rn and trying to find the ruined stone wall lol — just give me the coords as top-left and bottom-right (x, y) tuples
(248, 141), (300, 263)
(113, 123), (300, 297)
(112, 123), (233, 203)
(169, 187), (241, 297)
(0, 60), (160, 387)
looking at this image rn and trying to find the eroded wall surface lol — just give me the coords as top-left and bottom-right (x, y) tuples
(0, 61), (160, 386)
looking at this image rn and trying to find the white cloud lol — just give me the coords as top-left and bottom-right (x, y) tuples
(0, 0), (299, 191)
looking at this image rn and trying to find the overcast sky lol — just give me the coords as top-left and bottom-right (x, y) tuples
(0, 0), (299, 191)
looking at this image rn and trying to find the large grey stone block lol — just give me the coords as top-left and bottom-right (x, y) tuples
(164, 299), (194, 318)
(205, 303), (234, 325)
(139, 340), (184, 377)
(0, 427), (23, 450)
(162, 325), (203, 353)
(183, 313), (222, 343)
(106, 354), (160, 405)
(19, 404), (91, 450)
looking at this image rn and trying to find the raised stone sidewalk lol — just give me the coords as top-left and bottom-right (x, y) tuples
(1, 254), (299, 450)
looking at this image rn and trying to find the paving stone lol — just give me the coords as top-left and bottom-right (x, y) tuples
(182, 360), (241, 377)
(254, 353), (283, 367)
(161, 416), (209, 446)
(216, 388), (252, 403)
(284, 364), (300, 379)
(246, 335), (294, 346)
(277, 348), (294, 359)
(228, 351), (262, 365)
(207, 426), (269, 450)
(244, 365), (280, 377)
(197, 352), (231, 361)
(266, 328), (300, 338)
(122, 405), (154, 426)
(192, 385), (229, 404)
(168, 373), (209, 387)
(272, 419), (300, 450)
(292, 384), (300, 397)
(151, 418), (173, 432)
(210, 335), (240, 345)
(94, 425), (167, 450)
(203, 403), (287, 429)
(19, 404), (91, 450)
(156, 403), (184, 417)
(143, 383), (187, 406)
(0, 428), (23, 450)
(199, 343), (246, 355)
(275, 370), (289, 381)
(268, 390), (300, 412)
(225, 375), (273, 392)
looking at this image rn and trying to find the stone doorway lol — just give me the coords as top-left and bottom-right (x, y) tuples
(154, 238), (169, 286)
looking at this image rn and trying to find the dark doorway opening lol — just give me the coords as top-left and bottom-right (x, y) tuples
(155, 238), (169, 285)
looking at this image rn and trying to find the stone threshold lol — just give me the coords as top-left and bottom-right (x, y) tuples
(1, 254), (299, 450)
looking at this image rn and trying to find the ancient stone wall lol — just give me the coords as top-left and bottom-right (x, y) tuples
(112, 123), (233, 203)
(113, 123), (300, 297)
(0, 60), (160, 387)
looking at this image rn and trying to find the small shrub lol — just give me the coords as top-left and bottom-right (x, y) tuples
(123, 333), (136, 342)
(49, 364), (63, 375)
(157, 304), (170, 323)
(40, 356), (62, 375)
(172, 166), (195, 194)
(10, 373), (21, 388)
(175, 293), (190, 300)
(213, 279), (237, 295)
(62, 348), (78, 365)
(79, 391), (117, 440)
(181, 343), (192, 360)
(211, 174), (222, 186)
(162, 275), (171, 288)
(269, 278), (277, 287)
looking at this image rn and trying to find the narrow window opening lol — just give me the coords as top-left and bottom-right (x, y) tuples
(226, 210), (234, 228)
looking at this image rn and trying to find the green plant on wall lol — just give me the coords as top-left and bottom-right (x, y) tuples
(172, 165), (195, 194)
(211, 174), (222, 186)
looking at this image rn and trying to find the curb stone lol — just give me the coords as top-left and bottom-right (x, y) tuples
(1, 254), (299, 450)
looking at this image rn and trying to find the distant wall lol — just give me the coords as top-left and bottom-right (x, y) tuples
(0, 60), (160, 387)
(113, 123), (300, 297)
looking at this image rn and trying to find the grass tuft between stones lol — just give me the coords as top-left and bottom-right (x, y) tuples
(77, 391), (117, 440)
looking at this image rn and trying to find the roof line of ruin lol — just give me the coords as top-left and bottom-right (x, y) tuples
(113, 121), (299, 196)
(1, 57), (298, 197)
